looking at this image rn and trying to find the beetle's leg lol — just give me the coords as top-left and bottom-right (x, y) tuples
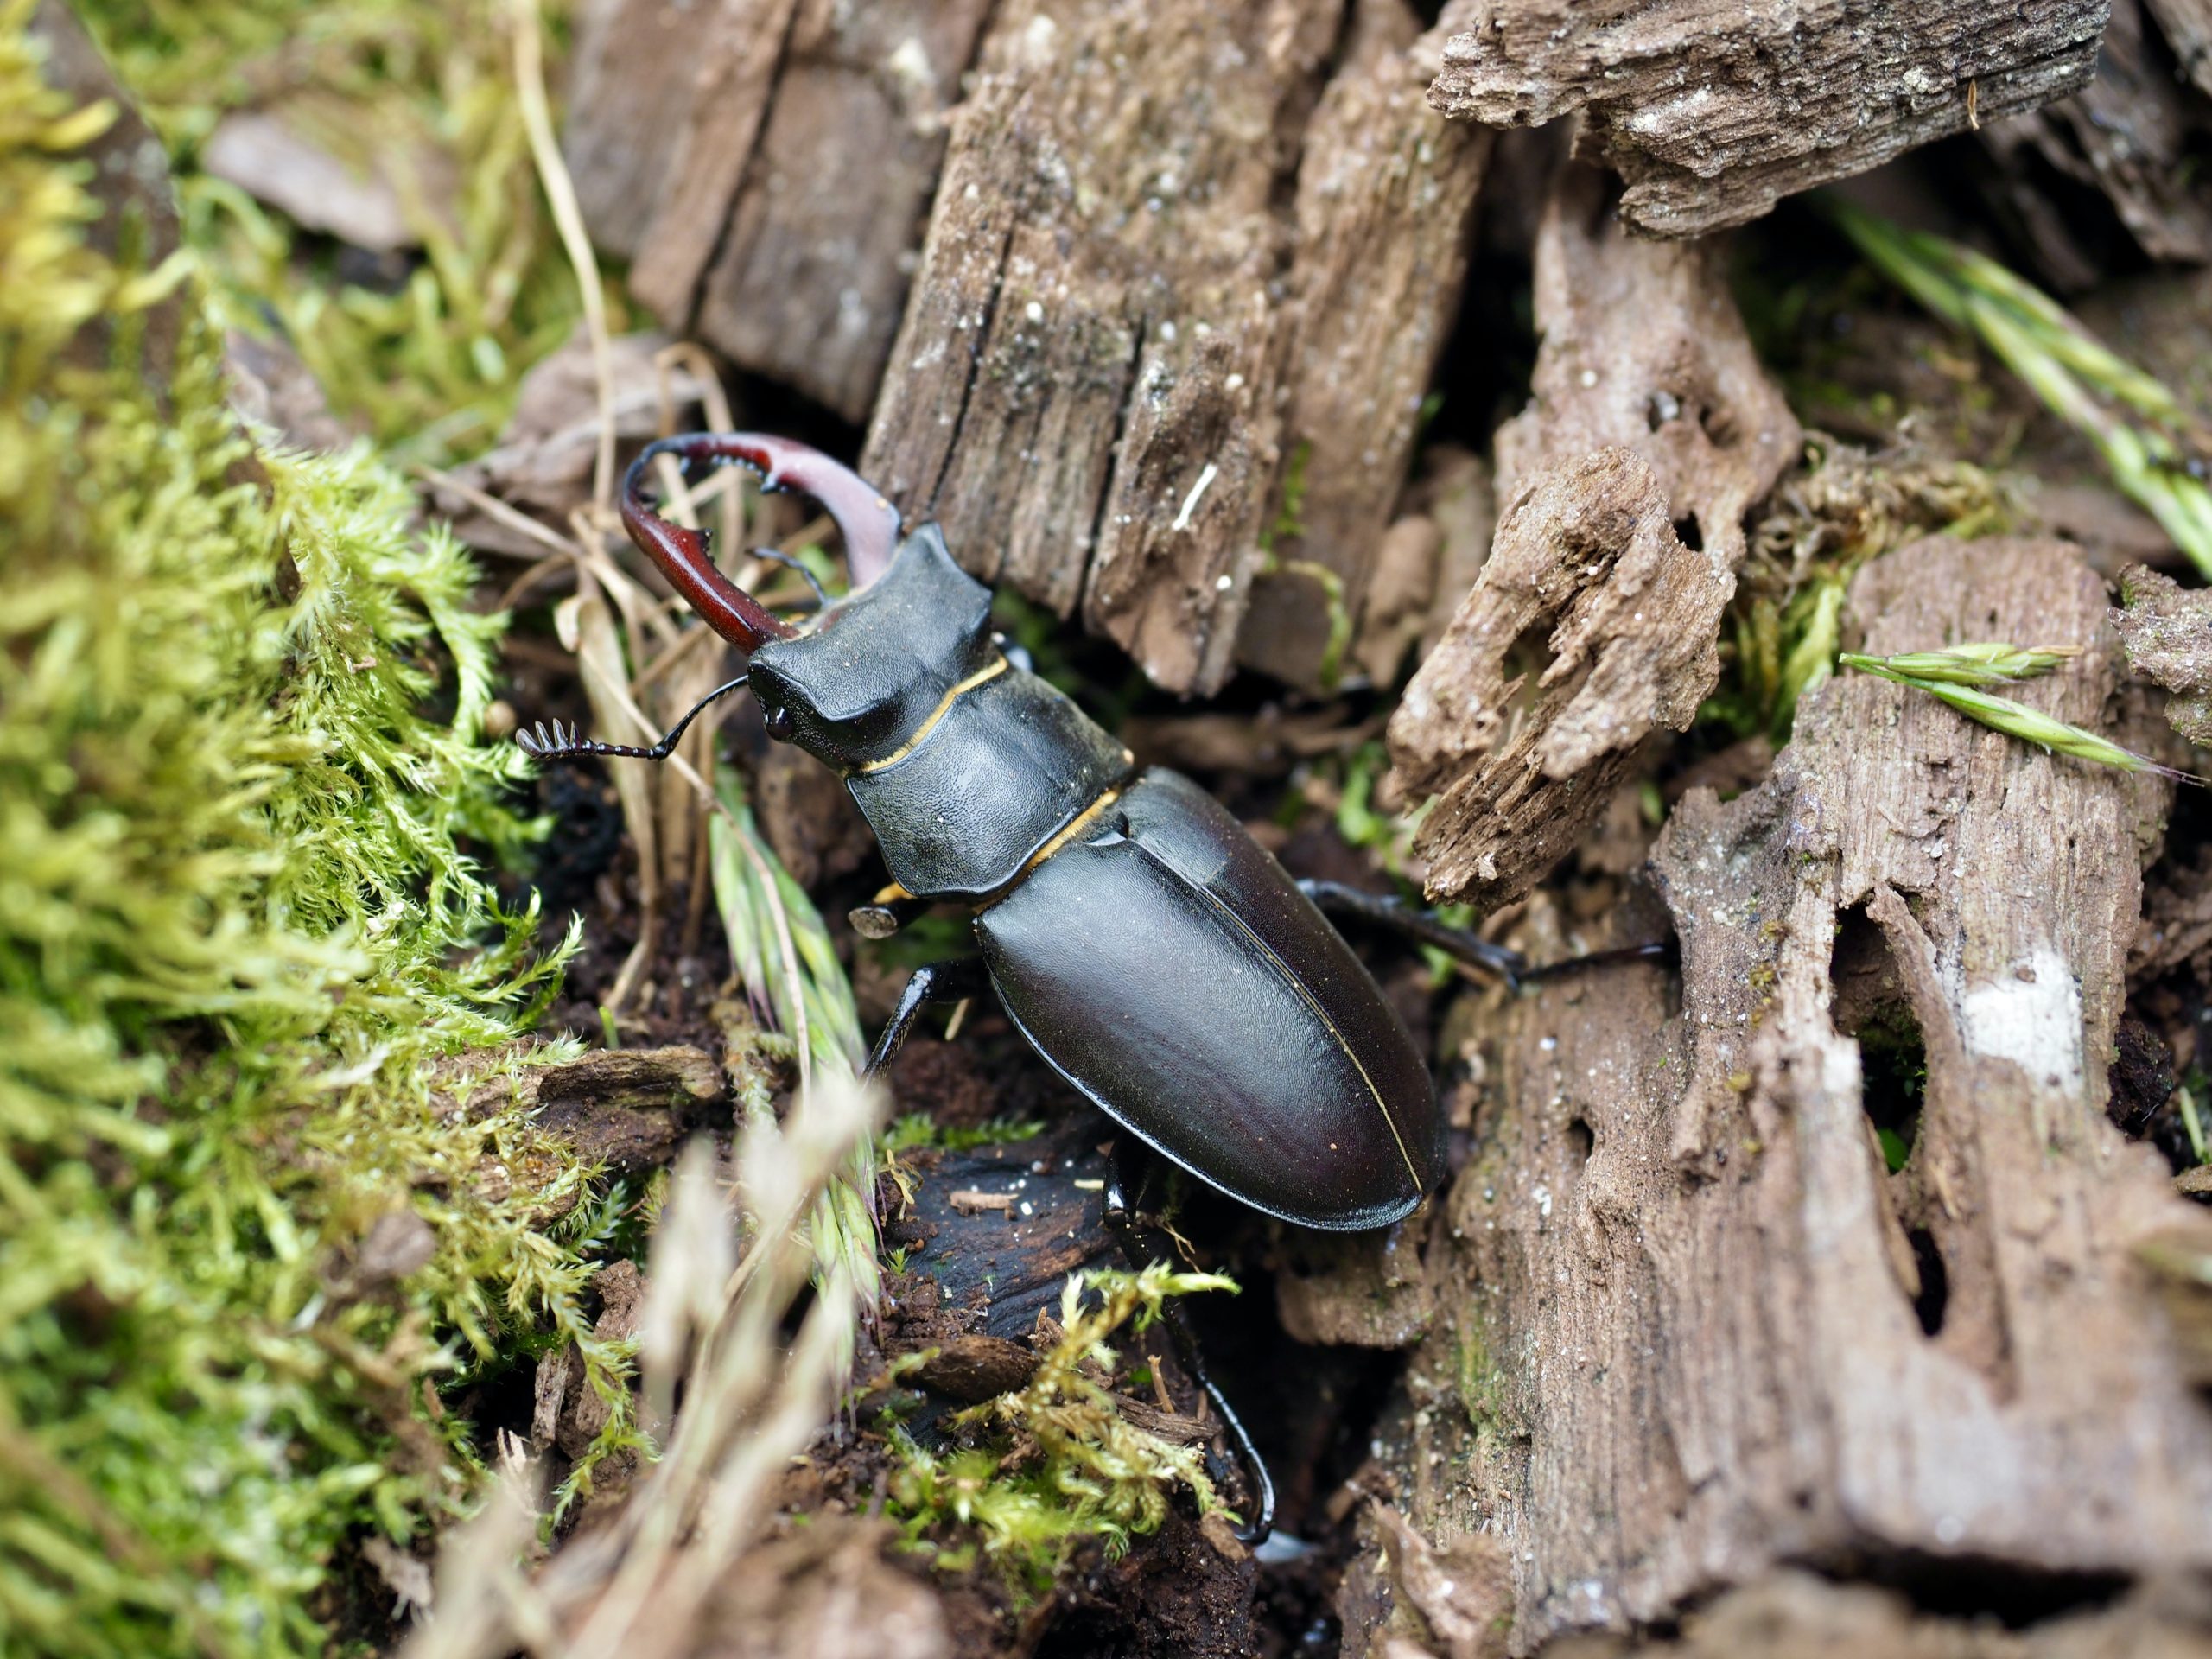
(1519, 938), (1675, 982)
(1103, 1137), (1277, 1547)
(747, 547), (830, 611)
(848, 883), (929, 941)
(862, 957), (993, 1077)
(1300, 880), (1675, 985)
(1298, 880), (1528, 984)
(515, 675), (750, 765)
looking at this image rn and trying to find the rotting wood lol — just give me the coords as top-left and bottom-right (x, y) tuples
(1236, 0), (1493, 690)
(563, 0), (989, 423)
(1388, 447), (1728, 909)
(566, 0), (1507, 693)
(1389, 164), (1798, 907)
(2149, 0), (2212, 93)
(2114, 563), (2212, 747)
(1427, 0), (2113, 240)
(860, 0), (1340, 695)
(1980, 0), (2212, 283)
(33, 1), (184, 394)
(1344, 537), (2212, 1656)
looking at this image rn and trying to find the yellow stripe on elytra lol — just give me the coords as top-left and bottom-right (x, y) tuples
(853, 655), (1009, 775)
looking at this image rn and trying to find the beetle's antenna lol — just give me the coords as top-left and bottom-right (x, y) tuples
(747, 546), (830, 611)
(622, 434), (904, 613)
(516, 675), (748, 765)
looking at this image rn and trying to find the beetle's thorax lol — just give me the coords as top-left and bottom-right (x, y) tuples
(747, 526), (1130, 901)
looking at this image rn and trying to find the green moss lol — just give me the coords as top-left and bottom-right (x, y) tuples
(74, 0), (596, 464)
(0, 14), (620, 1654)
(887, 1264), (1236, 1594)
(881, 1113), (1044, 1155)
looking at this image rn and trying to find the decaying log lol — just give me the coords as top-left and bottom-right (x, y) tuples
(1980, 0), (2212, 283)
(2114, 563), (2212, 746)
(1388, 448), (1729, 908)
(1236, 0), (1493, 689)
(33, 1), (184, 392)
(1347, 536), (2212, 1656)
(563, 0), (989, 423)
(2148, 0), (2212, 92)
(1427, 0), (2113, 239)
(565, 0), (1505, 692)
(1390, 167), (1798, 907)
(857, 0), (1338, 694)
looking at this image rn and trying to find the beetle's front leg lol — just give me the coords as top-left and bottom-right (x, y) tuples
(1103, 1137), (1278, 1548)
(863, 957), (992, 1077)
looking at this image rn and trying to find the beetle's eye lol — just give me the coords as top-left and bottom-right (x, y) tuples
(762, 702), (795, 741)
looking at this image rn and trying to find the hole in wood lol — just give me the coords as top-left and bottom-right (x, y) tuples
(1566, 1116), (1593, 1166)
(1828, 904), (1923, 1176)
(1672, 516), (1704, 553)
(1906, 1225), (1949, 1336)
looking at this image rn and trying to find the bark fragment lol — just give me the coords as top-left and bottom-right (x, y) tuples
(1389, 448), (1730, 906)
(563, 0), (988, 423)
(1237, 0), (1493, 689)
(2114, 563), (2212, 747)
(861, 0), (1338, 694)
(1389, 165), (1797, 906)
(1980, 0), (2212, 280)
(1363, 537), (2212, 1652)
(1427, 0), (2112, 239)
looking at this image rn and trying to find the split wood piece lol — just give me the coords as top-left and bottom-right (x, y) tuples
(466, 1045), (727, 1176)
(562, 0), (990, 423)
(1388, 447), (1733, 909)
(2149, 0), (2212, 93)
(1426, 0), (2111, 239)
(2114, 563), (2212, 747)
(1389, 165), (1798, 907)
(1980, 0), (2212, 284)
(1235, 0), (1493, 690)
(861, 0), (1341, 695)
(1492, 164), (1802, 565)
(1357, 537), (2212, 1653)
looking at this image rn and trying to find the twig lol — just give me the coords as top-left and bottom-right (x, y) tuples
(510, 0), (617, 515)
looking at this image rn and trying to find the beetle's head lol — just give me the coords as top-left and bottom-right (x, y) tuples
(744, 525), (996, 772)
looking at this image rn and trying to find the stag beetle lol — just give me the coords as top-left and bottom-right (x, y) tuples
(519, 434), (1662, 1541)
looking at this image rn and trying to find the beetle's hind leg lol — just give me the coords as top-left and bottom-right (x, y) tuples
(1103, 1138), (1278, 1548)
(1298, 879), (1527, 983)
(862, 957), (992, 1077)
(515, 675), (750, 764)
(1298, 879), (1674, 985)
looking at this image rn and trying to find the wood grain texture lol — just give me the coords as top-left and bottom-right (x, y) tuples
(563, 0), (985, 422)
(1237, 0), (1493, 690)
(1349, 537), (2212, 1654)
(1389, 166), (1797, 906)
(860, 0), (1340, 694)
(1427, 0), (2112, 238)
(1389, 447), (1728, 907)
(1980, 0), (2212, 280)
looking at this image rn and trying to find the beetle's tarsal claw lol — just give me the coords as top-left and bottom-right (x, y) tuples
(515, 718), (588, 761)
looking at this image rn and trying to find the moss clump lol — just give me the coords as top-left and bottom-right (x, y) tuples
(73, 0), (598, 463)
(886, 1264), (1238, 1594)
(1, 12), (614, 1654)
